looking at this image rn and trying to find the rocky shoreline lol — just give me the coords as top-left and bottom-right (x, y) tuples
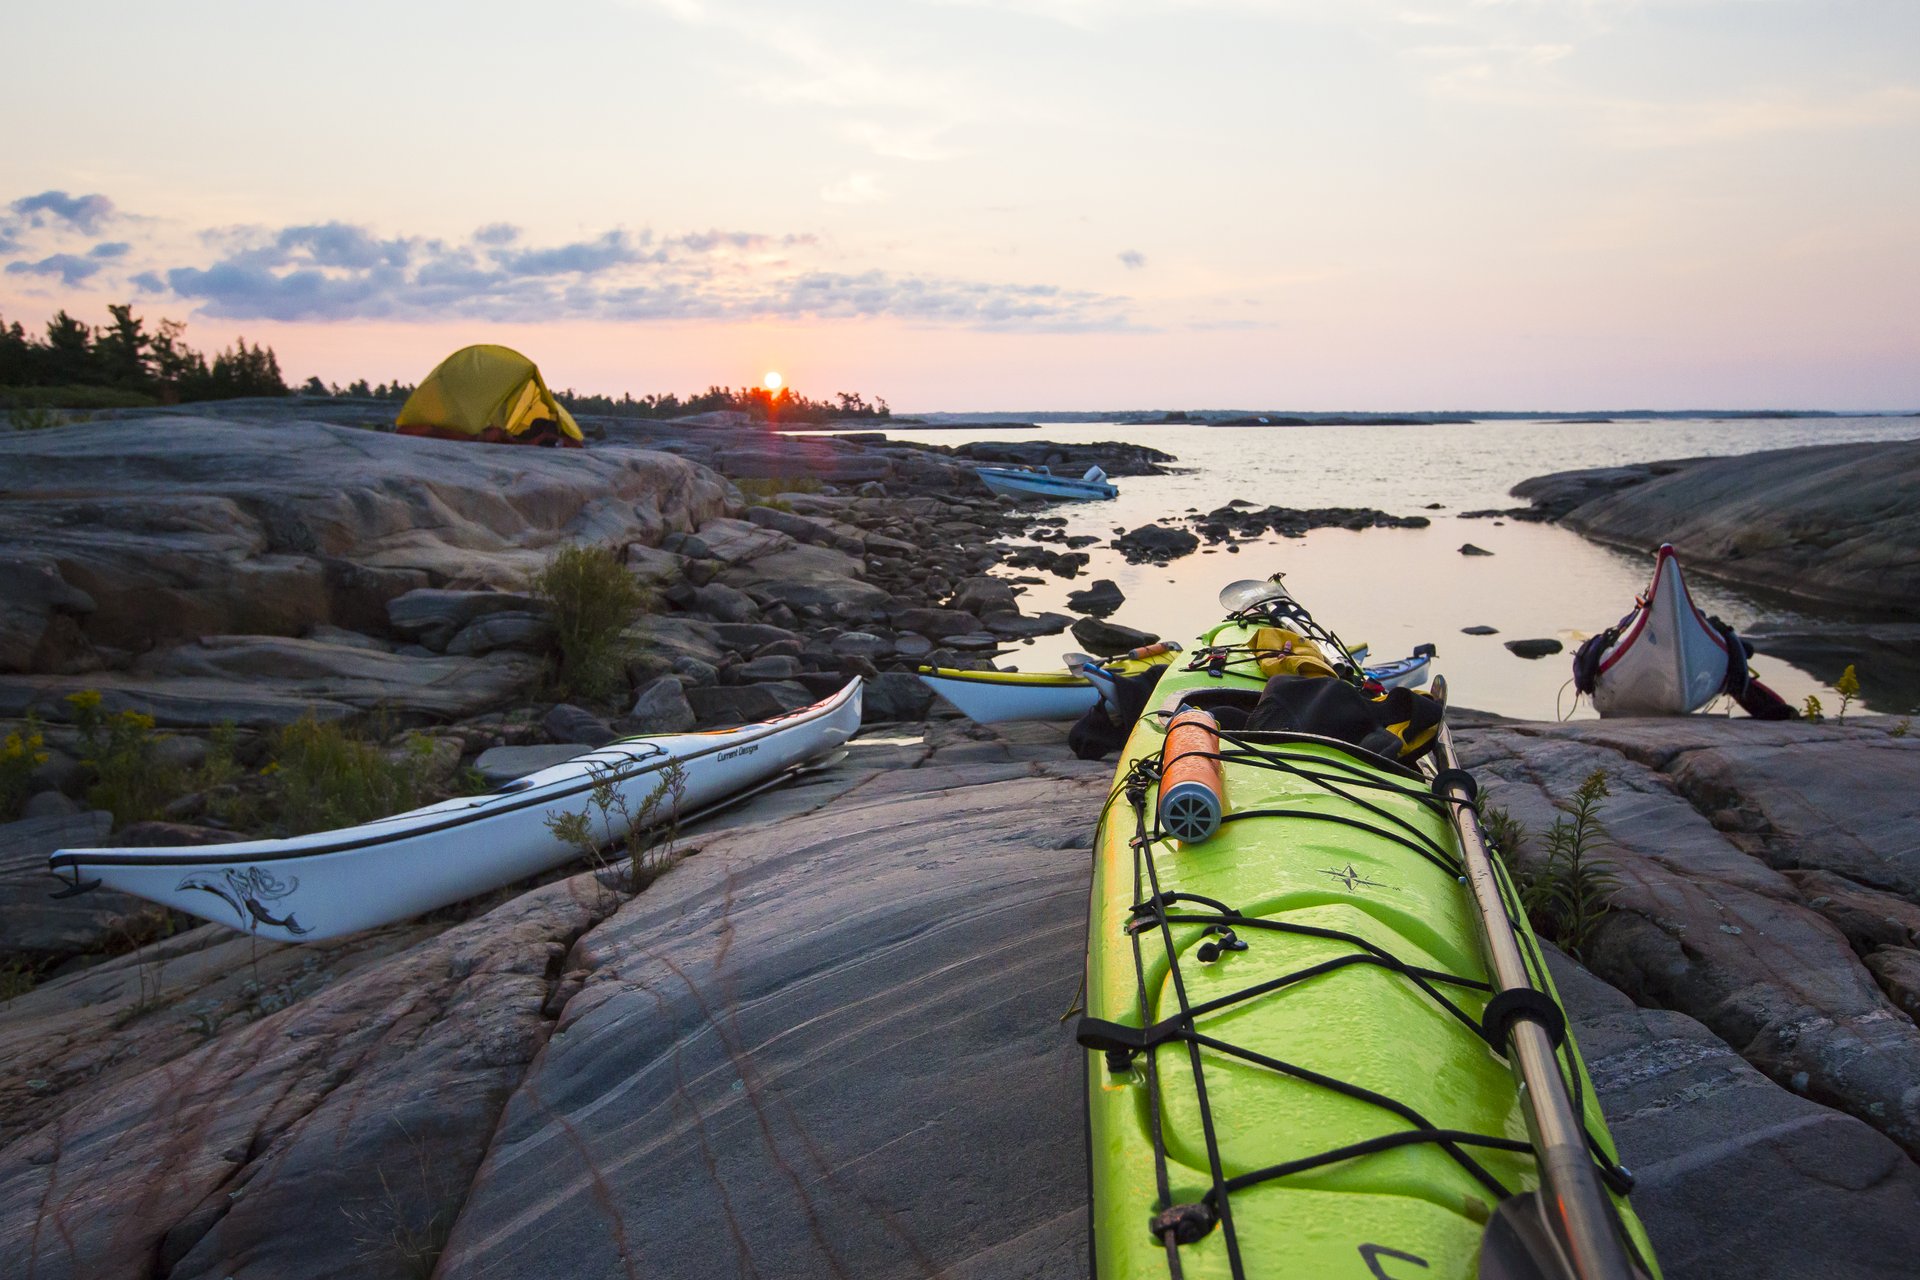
(3, 715), (1918, 1279)
(1513, 439), (1920, 617)
(0, 402), (1177, 964)
(5, 409), (1920, 1277)
(1511, 438), (1920, 713)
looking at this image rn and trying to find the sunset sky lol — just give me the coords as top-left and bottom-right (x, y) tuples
(3, 0), (1915, 410)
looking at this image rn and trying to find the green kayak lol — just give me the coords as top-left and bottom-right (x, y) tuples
(1079, 580), (1659, 1279)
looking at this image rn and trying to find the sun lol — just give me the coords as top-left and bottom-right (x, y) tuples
(762, 370), (783, 391)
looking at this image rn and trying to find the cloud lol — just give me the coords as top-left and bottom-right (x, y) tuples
(9, 190), (116, 235)
(1118, 250), (1146, 269)
(639, 1), (975, 161)
(5, 253), (103, 286)
(921, 0), (1105, 28)
(18, 200), (1132, 331)
(493, 230), (652, 275)
(821, 173), (886, 205)
(274, 222), (413, 270)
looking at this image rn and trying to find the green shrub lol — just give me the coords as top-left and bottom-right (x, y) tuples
(271, 716), (437, 836)
(531, 544), (652, 704)
(67, 690), (183, 827)
(1, 719), (49, 820)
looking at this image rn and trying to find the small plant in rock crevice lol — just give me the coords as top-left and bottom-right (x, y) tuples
(1532, 770), (1623, 962)
(1834, 665), (1860, 724)
(544, 759), (688, 905)
(1802, 692), (1824, 722)
(340, 1127), (460, 1280)
(1483, 776), (1622, 963)
(0, 957), (39, 1003)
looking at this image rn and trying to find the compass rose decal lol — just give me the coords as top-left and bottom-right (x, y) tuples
(1319, 863), (1385, 891)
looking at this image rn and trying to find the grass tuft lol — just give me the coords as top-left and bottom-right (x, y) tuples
(733, 474), (824, 506)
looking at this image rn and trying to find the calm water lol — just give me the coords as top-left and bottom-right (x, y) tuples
(826, 417), (1920, 718)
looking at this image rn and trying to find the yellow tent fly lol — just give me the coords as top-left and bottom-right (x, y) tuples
(395, 345), (585, 447)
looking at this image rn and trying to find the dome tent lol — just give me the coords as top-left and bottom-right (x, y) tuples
(395, 345), (584, 446)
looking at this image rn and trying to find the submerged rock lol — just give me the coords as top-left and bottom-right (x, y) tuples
(1066, 578), (1126, 617)
(1113, 523), (1200, 563)
(1071, 617), (1157, 654)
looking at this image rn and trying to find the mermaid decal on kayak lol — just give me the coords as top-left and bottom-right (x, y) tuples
(178, 866), (313, 936)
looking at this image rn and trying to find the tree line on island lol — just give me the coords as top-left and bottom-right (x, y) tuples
(0, 302), (890, 425)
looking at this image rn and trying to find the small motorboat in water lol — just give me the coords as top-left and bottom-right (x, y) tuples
(975, 464), (1119, 501)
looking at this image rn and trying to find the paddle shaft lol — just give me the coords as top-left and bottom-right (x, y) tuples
(1432, 717), (1639, 1280)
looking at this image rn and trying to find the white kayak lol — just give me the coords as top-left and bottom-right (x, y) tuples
(47, 679), (864, 942)
(918, 644), (1411, 724)
(917, 665), (1116, 723)
(1362, 643), (1437, 691)
(1582, 544), (1732, 716)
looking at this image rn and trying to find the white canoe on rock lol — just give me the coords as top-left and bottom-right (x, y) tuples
(1579, 545), (1732, 716)
(47, 679), (864, 943)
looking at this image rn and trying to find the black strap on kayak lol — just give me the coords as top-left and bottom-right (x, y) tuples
(1091, 734), (1634, 1276)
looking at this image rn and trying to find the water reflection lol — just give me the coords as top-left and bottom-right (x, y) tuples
(813, 416), (1920, 718)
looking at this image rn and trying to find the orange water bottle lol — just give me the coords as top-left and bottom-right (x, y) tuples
(1157, 708), (1225, 843)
